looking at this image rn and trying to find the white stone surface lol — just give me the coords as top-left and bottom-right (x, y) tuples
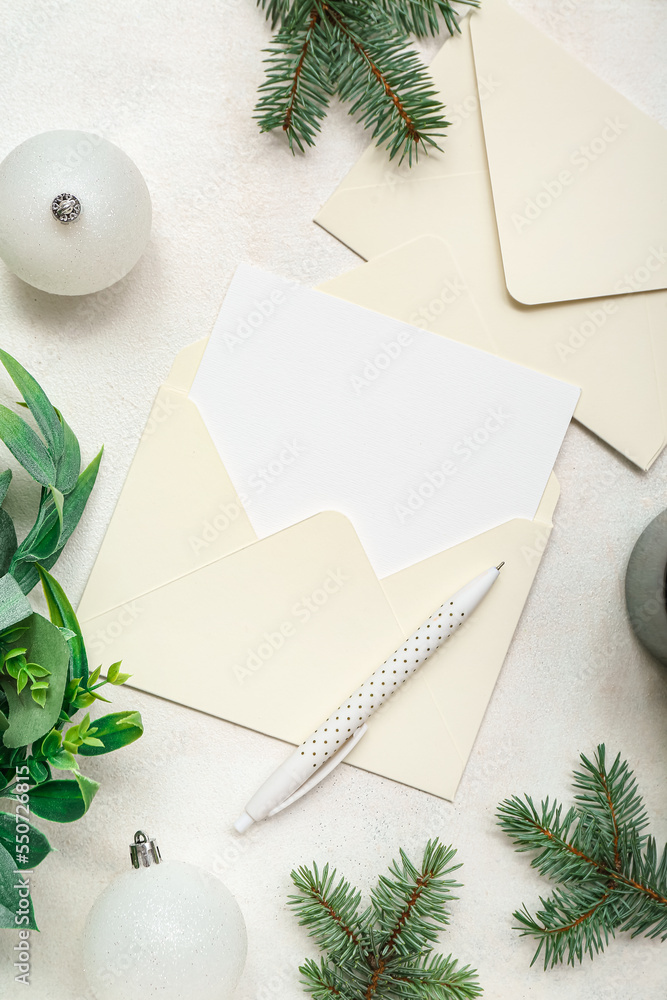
(0, 1), (665, 997)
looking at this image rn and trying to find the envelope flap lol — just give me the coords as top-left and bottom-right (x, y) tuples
(470, 0), (667, 304)
(166, 338), (208, 392)
(353, 508), (556, 799)
(77, 382), (256, 623)
(82, 511), (405, 743)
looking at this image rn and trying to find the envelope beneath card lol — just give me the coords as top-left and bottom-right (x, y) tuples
(77, 326), (562, 802)
(315, 3), (667, 470)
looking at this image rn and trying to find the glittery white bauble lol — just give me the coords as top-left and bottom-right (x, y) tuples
(0, 130), (151, 295)
(82, 860), (247, 1000)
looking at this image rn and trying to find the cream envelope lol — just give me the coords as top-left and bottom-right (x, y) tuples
(78, 335), (559, 802)
(315, 8), (667, 470)
(469, 0), (667, 305)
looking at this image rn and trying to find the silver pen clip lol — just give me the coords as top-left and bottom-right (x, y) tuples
(267, 724), (369, 816)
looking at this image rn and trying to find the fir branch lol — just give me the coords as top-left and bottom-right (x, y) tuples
(375, 0), (479, 37)
(372, 840), (460, 956)
(257, 0), (294, 29)
(573, 746), (649, 864)
(389, 953), (483, 999)
(321, 3), (448, 164)
(254, 0), (463, 162)
(299, 957), (359, 999)
(498, 745), (667, 968)
(289, 862), (369, 964)
(290, 840), (480, 1000)
(255, 3), (334, 153)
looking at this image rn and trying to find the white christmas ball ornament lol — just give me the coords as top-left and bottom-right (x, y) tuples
(83, 832), (247, 1000)
(0, 130), (151, 295)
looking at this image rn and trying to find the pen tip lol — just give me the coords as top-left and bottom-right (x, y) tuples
(234, 812), (254, 834)
(496, 561), (505, 571)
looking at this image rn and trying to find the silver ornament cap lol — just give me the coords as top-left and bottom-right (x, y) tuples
(130, 830), (161, 869)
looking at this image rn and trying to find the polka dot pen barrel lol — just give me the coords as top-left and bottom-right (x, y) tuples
(235, 563), (504, 832)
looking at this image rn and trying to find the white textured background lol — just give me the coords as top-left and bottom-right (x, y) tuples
(0, 1), (666, 997)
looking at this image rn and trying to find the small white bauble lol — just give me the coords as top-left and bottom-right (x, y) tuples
(0, 130), (151, 295)
(82, 833), (247, 1000)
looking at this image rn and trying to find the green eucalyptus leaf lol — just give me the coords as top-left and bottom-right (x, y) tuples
(77, 711), (144, 756)
(59, 447), (103, 545)
(28, 772), (99, 823)
(0, 469), (12, 507)
(0, 811), (53, 868)
(1, 614), (70, 749)
(0, 510), (17, 577)
(0, 350), (64, 460)
(50, 486), (64, 535)
(37, 565), (88, 686)
(0, 709), (7, 733)
(54, 410), (80, 495)
(10, 448), (103, 594)
(0, 574), (32, 632)
(0, 405), (56, 487)
(0, 839), (37, 929)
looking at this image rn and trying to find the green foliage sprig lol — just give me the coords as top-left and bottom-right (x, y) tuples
(0, 352), (143, 930)
(289, 838), (482, 999)
(498, 745), (667, 969)
(255, 0), (479, 163)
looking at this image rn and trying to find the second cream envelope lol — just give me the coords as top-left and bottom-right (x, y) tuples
(315, 8), (667, 470)
(78, 334), (562, 803)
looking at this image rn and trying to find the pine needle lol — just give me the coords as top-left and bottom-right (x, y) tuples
(289, 839), (482, 999)
(254, 0), (477, 162)
(498, 745), (667, 968)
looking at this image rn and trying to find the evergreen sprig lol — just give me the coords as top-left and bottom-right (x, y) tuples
(254, 0), (480, 163)
(498, 745), (667, 969)
(0, 352), (143, 931)
(289, 839), (482, 999)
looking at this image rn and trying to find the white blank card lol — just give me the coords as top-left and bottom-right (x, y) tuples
(190, 266), (579, 577)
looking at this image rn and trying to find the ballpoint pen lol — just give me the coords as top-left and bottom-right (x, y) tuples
(234, 561), (505, 832)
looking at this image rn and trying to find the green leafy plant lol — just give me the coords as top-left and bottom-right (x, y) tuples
(255, 0), (479, 164)
(0, 351), (143, 929)
(289, 838), (482, 999)
(498, 745), (667, 969)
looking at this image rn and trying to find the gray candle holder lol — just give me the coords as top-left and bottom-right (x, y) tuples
(625, 508), (667, 665)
